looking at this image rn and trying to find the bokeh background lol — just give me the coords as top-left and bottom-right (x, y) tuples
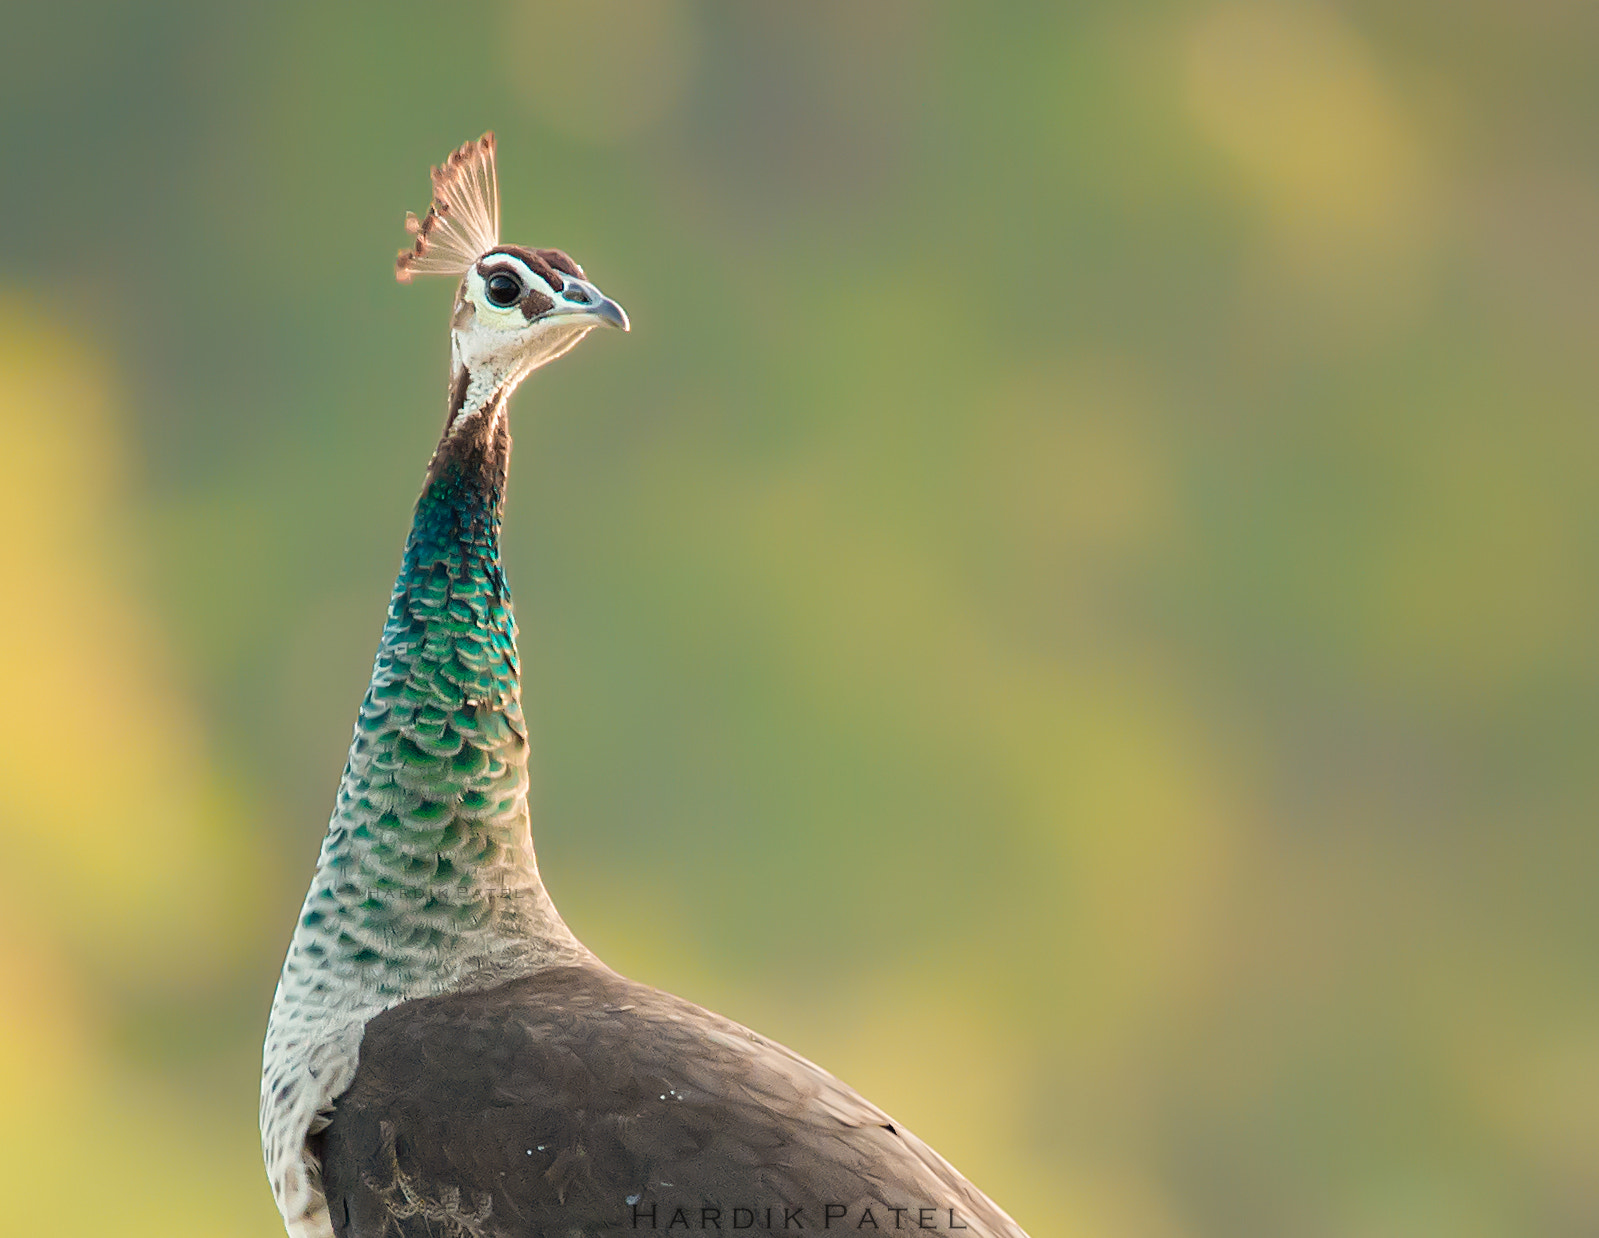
(2, 2), (1596, 1234)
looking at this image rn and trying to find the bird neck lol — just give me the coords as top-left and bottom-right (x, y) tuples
(411, 391), (513, 583)
(287, 384), (583, 1004)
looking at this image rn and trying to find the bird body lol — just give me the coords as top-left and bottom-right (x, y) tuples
(262, 135), (1029, 1238)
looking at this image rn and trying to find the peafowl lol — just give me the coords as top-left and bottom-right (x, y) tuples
(260, 134), (1030, 1238)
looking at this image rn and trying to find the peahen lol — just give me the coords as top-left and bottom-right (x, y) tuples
(260, 134), (1030, 1238)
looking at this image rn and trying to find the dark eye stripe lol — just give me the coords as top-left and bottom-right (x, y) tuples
(519, 289), (555, 321)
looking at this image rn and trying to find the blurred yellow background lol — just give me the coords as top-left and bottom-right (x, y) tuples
(1, 2), (1595, 1235)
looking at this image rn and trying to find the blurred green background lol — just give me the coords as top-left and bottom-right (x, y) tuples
(1, 2), (1596, 1234)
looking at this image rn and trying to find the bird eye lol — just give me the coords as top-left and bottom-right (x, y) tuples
(484, 271), (524, 307)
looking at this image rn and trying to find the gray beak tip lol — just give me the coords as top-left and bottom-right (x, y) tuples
(593, 296), (629, 333)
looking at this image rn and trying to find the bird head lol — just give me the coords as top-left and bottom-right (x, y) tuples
(396, 133), (628, 415)
(450, 244), (628, 389)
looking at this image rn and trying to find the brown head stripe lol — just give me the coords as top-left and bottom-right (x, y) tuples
(535, 248), (584, 279)
(478, 245), (580, 293)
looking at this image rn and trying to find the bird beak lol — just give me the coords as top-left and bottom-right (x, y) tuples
(552, 279), (629, 332)
(585, 294), (630, 333)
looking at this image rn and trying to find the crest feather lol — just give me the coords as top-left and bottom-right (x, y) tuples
(395, 133), (500, 283)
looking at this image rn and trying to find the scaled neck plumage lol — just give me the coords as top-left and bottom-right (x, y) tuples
(311, 366), (582, 997)
(262, 361), (592, 1238)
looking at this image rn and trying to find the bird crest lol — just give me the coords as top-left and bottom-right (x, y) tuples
(396, 133), (500, 283)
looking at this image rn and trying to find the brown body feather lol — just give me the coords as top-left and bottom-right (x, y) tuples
(316, 965), (1028, 1238)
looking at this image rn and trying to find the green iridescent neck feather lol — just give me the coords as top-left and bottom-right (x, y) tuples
(293, 404), (573, 996)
